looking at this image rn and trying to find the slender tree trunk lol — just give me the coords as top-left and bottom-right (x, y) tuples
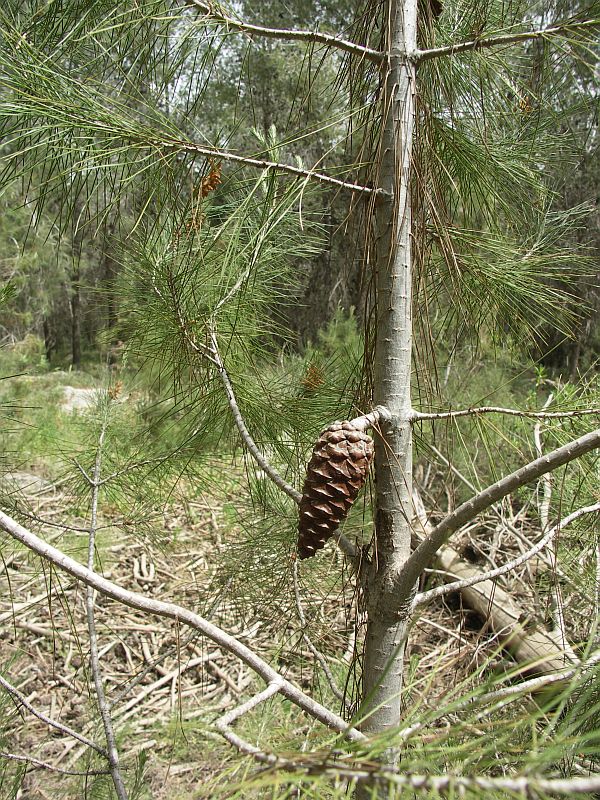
(70, 206), (85, 370)
(103, 235), (118, 331)
(360, 0), (417, 740)
(70, 263), (82, 369)
(42, 317), (54, 364)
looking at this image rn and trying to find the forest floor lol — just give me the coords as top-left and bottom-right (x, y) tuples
(0, 369), (592, 799)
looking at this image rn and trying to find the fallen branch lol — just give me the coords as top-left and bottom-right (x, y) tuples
(410, 491), (579, 676)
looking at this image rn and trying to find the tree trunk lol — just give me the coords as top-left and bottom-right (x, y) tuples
(103, 231), (118, 331)
(360, 0), (417, 741)
(70, 263), (82, 369)
(42, 317), (54, 364)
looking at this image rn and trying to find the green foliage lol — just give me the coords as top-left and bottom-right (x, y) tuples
(196, 651), (600, 798)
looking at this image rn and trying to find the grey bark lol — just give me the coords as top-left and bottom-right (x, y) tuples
(360, 0), (417, 738)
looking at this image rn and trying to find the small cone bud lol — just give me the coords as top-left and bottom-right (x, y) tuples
(297, 421), (374, 559)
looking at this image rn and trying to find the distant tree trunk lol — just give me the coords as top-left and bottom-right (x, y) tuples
(42, 317), (54, 364)
(70, 204), (85, 370)
(70, 264), (82, 369)
(103, 224), (118, 331)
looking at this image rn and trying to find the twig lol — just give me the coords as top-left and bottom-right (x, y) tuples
(82, 417), (129, 800)
(412, 504), (600, 607)
(415, 18), (600, 62)
(187, 0), (384, 63)
(534, 393), (555, 532)
(412, 405), (600, 422)
(424, 447), (571, 579)
(0, 751), (111, 776)
(395, 428), (600, 603)
(533, 398), (568, 642)
(0, 510), (364, 743)
(292, 562), (347, 706)
(215, 681), (284, 763)
(0, 673), (107, 757)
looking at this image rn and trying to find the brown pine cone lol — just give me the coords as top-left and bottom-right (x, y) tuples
(297, 420), (374, 559)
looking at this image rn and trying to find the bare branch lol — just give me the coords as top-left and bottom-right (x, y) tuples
(415, 18), (600, 62)
(0, 751), (111, 776)
(0, 673), (107, 756)
(154, 138), (377, 197)
(412, 504), (600, 607)
(396, 428), (600, 601)
(320, 766), (600, 796)
(209, 331), (302, 504)
(473, 649), (600, 708)
(214, 648), (600, 786)
(412, 405), (600, 422)
(534, 394), (554, 532)
(215, 681), (284, 763)
(0, 509), (364, 743)
(187, 0), (384, 63)
(82, 418), (129, 800)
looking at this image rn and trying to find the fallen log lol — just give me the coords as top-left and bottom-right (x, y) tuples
(413, 490), (579, 678)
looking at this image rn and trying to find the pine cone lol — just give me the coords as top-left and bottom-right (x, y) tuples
(297, 421), (374, 559)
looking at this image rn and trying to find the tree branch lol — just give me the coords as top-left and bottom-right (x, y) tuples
(395, 428), (600, 602)
(209, 330), (302, 504)
(412, 503), (600, 607)
(412, 405), (600, 421)
(0, 673), (107, 757)
(187, 0), (384, 63)
(0, 751), (111, 777)
(472, 648), (600, 709)
(415, 18), (600, 62)
(215, 681), (284, 763)
(81, 417), (128, 800)
(0, 509), (364, 743)
(153, 138), (377, 197)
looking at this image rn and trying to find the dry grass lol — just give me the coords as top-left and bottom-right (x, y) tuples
(0, 463), (595, 799)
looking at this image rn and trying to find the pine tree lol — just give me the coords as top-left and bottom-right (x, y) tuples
(0, 0), (599, 797)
